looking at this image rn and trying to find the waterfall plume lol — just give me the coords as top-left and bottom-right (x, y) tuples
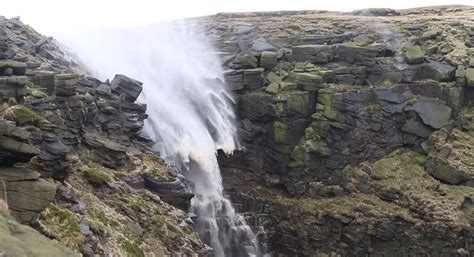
(58, 21), (265, 257)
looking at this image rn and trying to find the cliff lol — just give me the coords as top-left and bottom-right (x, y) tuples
(0, 16), (205, 256)
(0, 5), (474, 257)
(198, 6), (474, 256)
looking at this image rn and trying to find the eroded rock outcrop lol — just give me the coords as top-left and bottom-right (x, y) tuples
(203, 5), (474, 256)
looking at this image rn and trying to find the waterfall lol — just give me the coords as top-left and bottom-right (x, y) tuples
(58, 21), (266, 256)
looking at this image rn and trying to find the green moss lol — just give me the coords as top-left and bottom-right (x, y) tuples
(119, 195), (146, 212)
(89, 209), (119, 228)
(14, 106), (41, 125)
(120, 238), (144, 257)
(80, 167), (111, 184)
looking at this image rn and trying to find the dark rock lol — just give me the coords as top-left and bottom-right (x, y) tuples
(110, 74), (143, 101)
(144, 176), (194, 210)
(243, 68), (264, 89)
(406, 97), (451, 129)
(402, 118), (433, 138)
(260, 51), (277, 69)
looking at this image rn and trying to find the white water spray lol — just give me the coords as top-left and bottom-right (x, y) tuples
(58, 21), (264, 256)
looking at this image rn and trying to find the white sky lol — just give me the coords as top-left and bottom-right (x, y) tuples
(3, 0), (473, 35)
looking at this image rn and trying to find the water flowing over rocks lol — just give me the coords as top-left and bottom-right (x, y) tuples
(1, 5), (474, 257)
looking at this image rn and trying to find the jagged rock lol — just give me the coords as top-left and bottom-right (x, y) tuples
(0, 167), (56, 223)
(406, 97), (452, 129)
(405, 45), (424, 64)
(95, 83), (112, 96)
(110, 74), (143, 101)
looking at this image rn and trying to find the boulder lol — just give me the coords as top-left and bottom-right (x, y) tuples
(260, 51), (277, 69)
(406, 97), (451, 129)
(405, 45), (424, 64)
(0, 167), (57, 223)
(233, 54), (258, 69)
(110, 74), (143, 101)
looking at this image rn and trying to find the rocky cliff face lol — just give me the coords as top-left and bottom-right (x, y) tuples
(194, 6), (474, 256)
(1, 6), (474, 257)
(0, 16), (205, 256)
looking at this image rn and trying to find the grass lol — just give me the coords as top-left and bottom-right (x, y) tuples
(14, 106), (41, 125)
(40, 203), (84, 250)
(120, 238), (144, 257)
(80, 167), (112, 184)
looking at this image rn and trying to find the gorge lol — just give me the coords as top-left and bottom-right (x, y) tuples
(0, 5), (474, 257)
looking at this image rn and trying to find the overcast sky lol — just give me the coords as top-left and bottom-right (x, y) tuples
(3, 0), (473, 35)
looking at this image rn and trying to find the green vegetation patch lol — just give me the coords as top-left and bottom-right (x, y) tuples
(80, 167), (112, 184)
(14, 106), (41, 125)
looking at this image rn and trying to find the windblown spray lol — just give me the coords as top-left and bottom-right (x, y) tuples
(59, 21), (264, 256)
